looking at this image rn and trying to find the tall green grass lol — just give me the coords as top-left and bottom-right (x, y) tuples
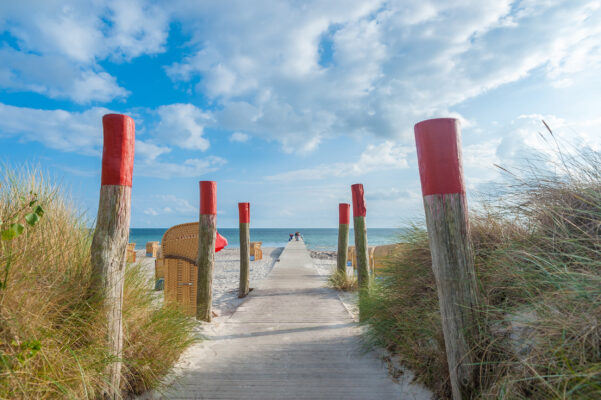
(0, 167), (198, 399)
(361, 142), (601, 398)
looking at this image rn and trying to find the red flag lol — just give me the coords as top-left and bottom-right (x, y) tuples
(215, 231), (228, 253)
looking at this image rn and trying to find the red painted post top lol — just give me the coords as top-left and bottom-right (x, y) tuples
(238, 202), (250, 224)
(101, 114), (135, 186)
(339, 203), (350, 224)
(414, 118), (465, 196)
(199, 181), (217, 215)
(351, 184), (366, 217)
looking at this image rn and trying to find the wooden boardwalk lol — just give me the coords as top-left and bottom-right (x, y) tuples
(154, 240), (428, 399)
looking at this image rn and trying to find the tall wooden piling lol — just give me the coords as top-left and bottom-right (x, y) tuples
(337, 203), (350, 274)
(91, 113), (135, 399)
(351, 184), (369, 290)
(196, 181), (217, 322)
(415, 118), (479, 400)
(238, 202), (250, 298)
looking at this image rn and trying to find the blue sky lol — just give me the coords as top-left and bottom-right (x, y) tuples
(1, 0), (601, 228)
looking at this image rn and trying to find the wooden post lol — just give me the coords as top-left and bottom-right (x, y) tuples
(415, 118), (479, 400)
(196, 181), (217, 322)
(351, 184), (369, 290)
(91, 114), (135, 399)
(238, 202), (250, 298)
(337, 203), (350, 274)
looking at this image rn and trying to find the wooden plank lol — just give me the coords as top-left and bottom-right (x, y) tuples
(337, 203), (350, 274)
(351, 184), (369, 290)
(415, 117), (478, 400)
(90, 113), (135, 399)
(239, 203), (250, 298)
(196, 181), (217, 322)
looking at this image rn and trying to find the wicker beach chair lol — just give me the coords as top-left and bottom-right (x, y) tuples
(160, 222), (227, 316)
(346, 245), (401, 276)
(127, 243), (136, 263)
(372, 243), (405, 276)
(159, 223), (201, 316)
(250, 241), (262, 260)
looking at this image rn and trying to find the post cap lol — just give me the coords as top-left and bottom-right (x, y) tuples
(414, 118), (465, 196)
(101, 114), (135, 186)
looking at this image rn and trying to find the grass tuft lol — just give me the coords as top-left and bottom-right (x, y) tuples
(328, 269), (358, 292)
(0, 166), (198, 399)
(361, 134), (601, 399)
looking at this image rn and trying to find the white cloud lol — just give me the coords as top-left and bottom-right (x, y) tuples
(0, 48), (130, 104)
(163, 0), (601, 152)
(136, 140), (171, 161)
(496, 114), (601, 162)
(135, 156), (227, 179)
(266, 141), (411, 181)
(0, 0), (169, 102)
(0, 103), (108, 155)
(0, 103), (227, 179)
(229, 132), (249, 143)
(365, 188), (417, 201)
(141, 194), (198, 217)
(154, 104), (213, 151)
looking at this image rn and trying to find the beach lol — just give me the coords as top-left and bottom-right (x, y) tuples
(309, 250), (360, 319)
(135, 245), (360, 318)
(136, 247), (285, 317)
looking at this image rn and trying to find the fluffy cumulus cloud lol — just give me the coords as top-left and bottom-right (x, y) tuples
(0, 103), (108, 155)
(0, 0), (169, 102)
(266, 141), (411, 181)
(163, 0), (601, 150)
(143, 194), (197, 217)
(154, 104), (213, 151)
(0, 102), (226, 178)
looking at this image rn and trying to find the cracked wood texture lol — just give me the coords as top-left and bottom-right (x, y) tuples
(353, 216), (369, 289)
(91, 184), (131, 399)
(336, 223), (349, 274)
(239, 222), (250, 298)
(423, 192), (478, 400)
(196, 213), (216, 321)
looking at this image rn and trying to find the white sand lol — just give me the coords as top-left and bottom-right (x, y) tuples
(135, 246), (284, 317)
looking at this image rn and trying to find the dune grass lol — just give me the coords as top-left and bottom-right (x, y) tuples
(0, 166), (198, 399)
(327, 268), (358, 292)
(361, 145), (601, 398)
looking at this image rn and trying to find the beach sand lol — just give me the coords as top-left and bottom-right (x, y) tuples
(135, 246), (284, 317)
(308, 250), (360, 319)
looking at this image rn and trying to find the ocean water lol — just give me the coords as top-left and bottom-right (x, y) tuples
(130, 227), (402, 251)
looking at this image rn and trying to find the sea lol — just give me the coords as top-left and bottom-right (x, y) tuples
(130, 228), (402, 251)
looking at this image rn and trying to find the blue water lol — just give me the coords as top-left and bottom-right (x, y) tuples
(129, 228), (402, 251)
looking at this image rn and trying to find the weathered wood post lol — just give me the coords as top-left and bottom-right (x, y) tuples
(337, 203), (350, 274)
(414, 118), (479, 400)
(196, 181), (217, 322)
(238, 202), (250, 298)
(351, 184), (369, 290)
(91, 113), (135, 399)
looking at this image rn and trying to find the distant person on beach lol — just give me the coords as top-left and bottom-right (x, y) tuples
(289, 233), (293, 241)
(295, 232), (300, 241)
